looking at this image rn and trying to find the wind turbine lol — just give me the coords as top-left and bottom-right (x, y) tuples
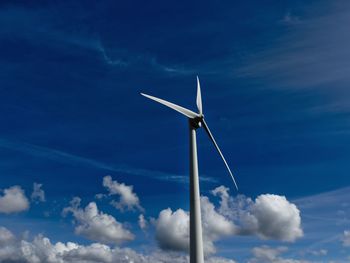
(141, 77), (238, 263)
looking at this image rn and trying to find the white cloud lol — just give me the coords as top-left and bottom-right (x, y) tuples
(201, 196), (236, 254)
(248, 246), (310, 263)
(154, 196), (235, 255)
(206, 258), (236, 263)
(213, 186), (303, 242)
(249, 246), (287, 263)
(153, 186), (302, 254)
(95, 193), (106, 200)
(31, 182), (46, 203)
(63, 197), (134, 245)
(0, 226), (15, 245)
(154, 208), (189, 252)
(246, 194), (303, 241)
(138, 214), (147, 230)
(102, 175), (143, 212)
(342, 230), (350, 247)
(1, 232), (116, 263)
(61, 243), (113, 263)
(0, 226), (236, 263)
(211, 185), (230, 212)
(308, 249), (327, 256)
(0, 185), (29, 214)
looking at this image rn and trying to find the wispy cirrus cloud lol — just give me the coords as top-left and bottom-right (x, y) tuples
(0, 5), (198, 76)
(0, 138), (216, 184)
(235, 2), (350, 90)
(286, 186), (350, 258)
(96, 39), (197, 75)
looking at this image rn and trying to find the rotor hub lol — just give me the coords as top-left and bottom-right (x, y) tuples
(190, 116), (203, 129)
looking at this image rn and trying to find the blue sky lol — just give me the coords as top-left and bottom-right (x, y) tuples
(1, 1), (350, 262)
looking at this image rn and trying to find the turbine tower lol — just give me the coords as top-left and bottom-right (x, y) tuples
(141, 77), (238, 263)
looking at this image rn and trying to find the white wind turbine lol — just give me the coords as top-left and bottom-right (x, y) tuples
(141, 77), (238, 263)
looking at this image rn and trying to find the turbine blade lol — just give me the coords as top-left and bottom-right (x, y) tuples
(202, 119), (238, 190)
(196, 76), (203, 115)
(141, 93), (199, 119)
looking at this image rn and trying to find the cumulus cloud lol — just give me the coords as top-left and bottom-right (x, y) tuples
(31, 182), (46, 202)
(244, 194), (303, 241)
(248, 246), (310, 263)
(0, 230), (127, 263)
(63, 197), (134, 245)
(201, 196), (236, 254)
(0, 185), (30, 213)
(154, 196), (235, 255)
(153, 185), (302, 254)
(154, 208), (189, 252)
(213, 186), (303, 242)
(0, 226), (236, 263)
(102, 175), (143, 212)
